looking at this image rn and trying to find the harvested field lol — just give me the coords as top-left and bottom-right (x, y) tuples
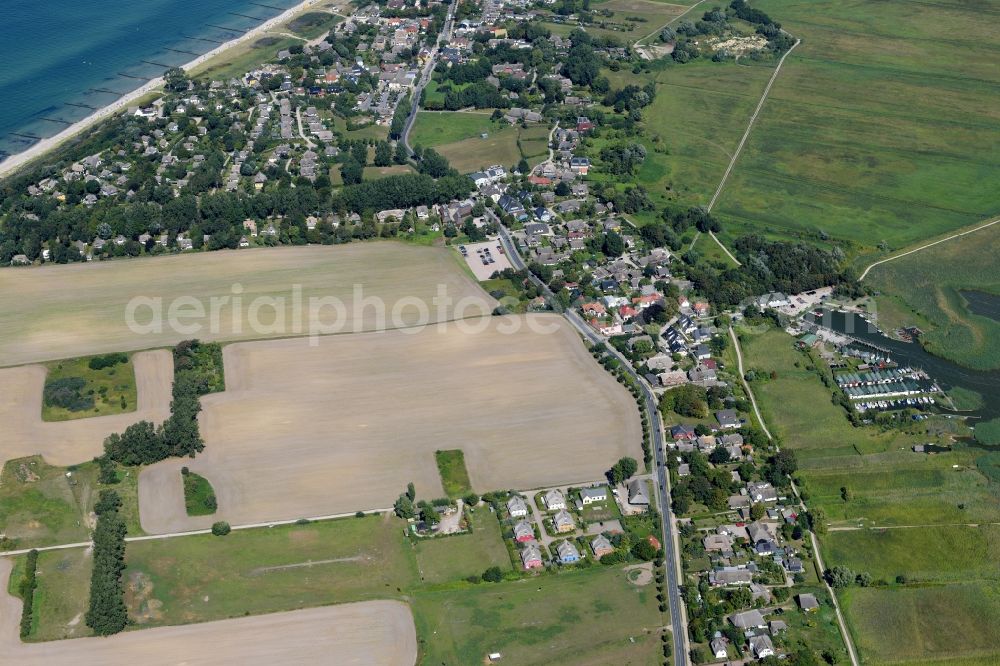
(0, 243), (490, 367)
(0, 558), (416, 666)
(0, 350), (173, 468)
(139, 315), (642, 533)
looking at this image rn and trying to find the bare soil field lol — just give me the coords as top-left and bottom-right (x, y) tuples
(0, 243), (491, 367)
(0, 559), (416, 666)
(139, 315), (642, 533)
(0, 350), (173, 468)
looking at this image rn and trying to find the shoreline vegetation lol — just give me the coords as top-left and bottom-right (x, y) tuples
(0, 0), (324, 181)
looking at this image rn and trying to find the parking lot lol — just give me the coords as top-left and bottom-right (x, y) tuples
(459, 239), (514, 280)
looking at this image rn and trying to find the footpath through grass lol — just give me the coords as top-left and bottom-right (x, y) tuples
(714, 0), (1000, 251)
(42, 354), (136, 421)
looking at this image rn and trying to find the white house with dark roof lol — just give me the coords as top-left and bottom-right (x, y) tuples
(543, 489), (566, 511)
(580, 487), (607, 505)
(507, 494), (529, 518)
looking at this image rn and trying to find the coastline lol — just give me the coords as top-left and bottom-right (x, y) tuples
(0, 0), (322, 181)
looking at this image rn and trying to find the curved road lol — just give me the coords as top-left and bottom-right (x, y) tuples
(494, 220), (689, 665)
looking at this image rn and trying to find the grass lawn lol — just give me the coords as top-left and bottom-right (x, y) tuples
(190, 36), (302, 82)
(840, 583), (1000, 665)
(410, 111), (549, 173)
(714, 0), (1000, 252)
(481, 277), (530, 313)
(18, 512), (666, 664)
(596, 60), (777, 219)
(823, 525), (1000, 584)
(362, 164), (415, 180)
(776, 586), (851, 665)
(413, 508), (510, 584)
(120, 515), (417, 627)
(868, 222), (1000, 370)
(182, 470), (217, 517)
(435, 449), (472, 497)
(0, 457), (95, 548)
(22, 548), (93, 641)
(42, 354), (136, 421)
(543, 0), (688, 43)
(0, 456), (145, 548)
(411, 564), (664, 665)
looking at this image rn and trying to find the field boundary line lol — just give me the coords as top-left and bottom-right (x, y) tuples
(858, 216), (1000, 280)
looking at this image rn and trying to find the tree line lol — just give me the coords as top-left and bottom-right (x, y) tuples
(86, 490), (128, 635)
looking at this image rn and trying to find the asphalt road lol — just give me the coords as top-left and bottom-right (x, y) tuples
(401, 3), (456, 155)
(495, 220), (689, 665)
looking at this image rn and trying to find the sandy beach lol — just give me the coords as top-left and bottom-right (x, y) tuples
(0, 0), (323, 180)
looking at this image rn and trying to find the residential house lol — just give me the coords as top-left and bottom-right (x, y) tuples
(711, 637), (728, 660)
(627, 479), (649, 507)
(543, 489), (566, 511)
(710, 568), (753, 586)
(552, 509), (575, 533)
(703, 534), (734, 553)
(580, 487), (607, 505)
(747, 482), (778, 503)
(729, 609), (766, 630)
(798, 593), (819, 611)
(671, 425), (696, 442)
(520, 543), (544, 570)
(513, 519), (535, 542)
(556, 540), (580, 564)
(750, 635), (775, 659)
(569, 156), (590, 174)
(507, 494), (529, 518)
(591, 534), (615, 558)
(715, 409), (741, 429)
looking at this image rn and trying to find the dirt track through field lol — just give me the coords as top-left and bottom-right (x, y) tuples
(139, 315), (642, 533)
(0, 244), (491, 367)
(0, 350), (173, 468)
(0, 559), (416, 665)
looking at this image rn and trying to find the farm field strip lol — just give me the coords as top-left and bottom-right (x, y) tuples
(0, 559), (417, 666)
(0, 243), (491, 367)
(138, 315), (643, 533)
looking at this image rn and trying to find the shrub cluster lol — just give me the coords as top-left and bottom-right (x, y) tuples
(88, 353), (128, 370)
(43, 376), (94, 412)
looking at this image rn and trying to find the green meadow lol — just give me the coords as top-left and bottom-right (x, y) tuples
(409, 111), (550, 173)
(16, 512), (663, 662)
(712, 0), (1000, 251)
